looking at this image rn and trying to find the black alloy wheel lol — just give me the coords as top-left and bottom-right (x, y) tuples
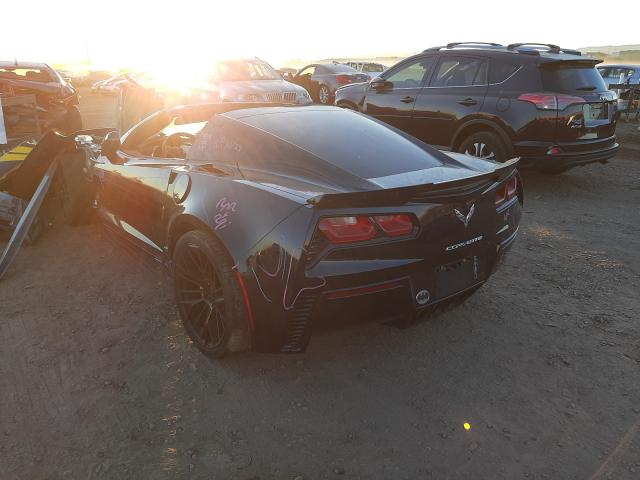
(173, 230), (251, 357)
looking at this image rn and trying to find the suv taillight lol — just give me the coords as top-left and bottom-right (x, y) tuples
(318, 214), (414, 244)
(495, 176), (519, 206)
(518, 93), (585, 111)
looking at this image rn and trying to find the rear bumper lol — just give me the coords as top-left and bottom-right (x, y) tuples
(244, 188), (523, 354)
(516, 141), (620, 171)
(251, 223), (520, 354)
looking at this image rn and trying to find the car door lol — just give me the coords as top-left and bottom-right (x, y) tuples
(96, 150), (177, 260)
(292, 65), (317, 95)
(411, 55), (489, 147)
(362, 55), (435, 132)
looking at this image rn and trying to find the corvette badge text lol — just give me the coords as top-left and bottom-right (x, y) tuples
(445, 235), (483, 252)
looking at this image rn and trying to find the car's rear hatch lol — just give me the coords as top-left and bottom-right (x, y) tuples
(540, 59), (617, 148)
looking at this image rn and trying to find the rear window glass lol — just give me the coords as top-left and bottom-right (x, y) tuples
(325, 64), (358, 73)
(490, 62), (519, 83)
(229, 108), (442, 179)
(541, 64), (608, 93)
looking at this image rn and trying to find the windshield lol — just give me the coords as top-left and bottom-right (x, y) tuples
(325, 64), (358, 74)
(363, 64), (384, 73)
(0, 67), (54, 83)
(214, 60), (281, 81)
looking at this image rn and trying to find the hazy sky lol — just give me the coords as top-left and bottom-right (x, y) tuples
(1, 0), (636, 69)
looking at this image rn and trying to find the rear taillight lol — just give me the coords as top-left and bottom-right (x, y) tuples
(335, 75), (353, 84)
(495, 176), (518, 206)
(373, 214), (414, 236)
(318, 214), (415, 244)
(318, 216), (376, 244)
(518, 93), (585, 111)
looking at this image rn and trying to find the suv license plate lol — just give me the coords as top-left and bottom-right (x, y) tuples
(584, 103), (609, 122)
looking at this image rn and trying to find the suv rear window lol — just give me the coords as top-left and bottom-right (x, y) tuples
(490, 61), (519, 84)
(601, 67), (635, 78)
(541, 64), (608, 93)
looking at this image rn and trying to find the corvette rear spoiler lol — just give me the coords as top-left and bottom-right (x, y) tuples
(306, 158), (519, 209)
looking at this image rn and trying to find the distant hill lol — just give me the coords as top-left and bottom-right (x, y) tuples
(580, 44), (640, 64)
(580, 44), (640, 54)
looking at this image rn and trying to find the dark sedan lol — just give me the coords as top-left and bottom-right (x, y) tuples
(46, 104), (521, 358)
(0, 61), (82, 134)
(289, 63), (370, 104)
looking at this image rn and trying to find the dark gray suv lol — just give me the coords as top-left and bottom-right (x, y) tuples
(335, 42), (619, 173)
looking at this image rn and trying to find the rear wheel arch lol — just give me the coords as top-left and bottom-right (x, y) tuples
(452, 120), (514, 157)
(167, 214), (231, 262)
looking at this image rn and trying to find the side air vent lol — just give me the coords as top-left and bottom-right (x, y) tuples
(281, 292), (316, 353)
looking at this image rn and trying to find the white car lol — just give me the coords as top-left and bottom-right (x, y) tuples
(344, 61), (386, 78)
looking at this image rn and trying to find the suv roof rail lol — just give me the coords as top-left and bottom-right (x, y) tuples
(507, 43), (582, 56)
(446, 42), (503, 49)
(423, 42), (503, 53)
(423, 45), (446, 52)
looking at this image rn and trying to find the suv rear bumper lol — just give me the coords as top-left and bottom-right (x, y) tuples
(515, 138), (620, 171)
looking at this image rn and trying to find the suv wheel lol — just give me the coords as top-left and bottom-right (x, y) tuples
(458, 132), (507, 162)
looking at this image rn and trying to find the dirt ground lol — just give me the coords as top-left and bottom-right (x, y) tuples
(1, 93), (639, 480)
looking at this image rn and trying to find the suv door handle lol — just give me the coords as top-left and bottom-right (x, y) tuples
(458, 98), (478, 106)
(400, 96), (415, 103)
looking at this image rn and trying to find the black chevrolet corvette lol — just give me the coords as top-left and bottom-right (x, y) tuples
(23, 104), (522, 356)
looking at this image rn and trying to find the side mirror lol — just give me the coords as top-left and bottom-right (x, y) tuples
(370, 77), (392, 91)
(102, 131), (123, 163)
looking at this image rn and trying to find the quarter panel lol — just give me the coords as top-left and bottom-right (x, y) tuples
(164, 171), (306, 265)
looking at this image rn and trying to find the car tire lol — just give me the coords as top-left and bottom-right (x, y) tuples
(63, 106), (83, 135)
(457, 131), (508, 163)
(173, 230), (252, 358)
(317, 85), (332, 105)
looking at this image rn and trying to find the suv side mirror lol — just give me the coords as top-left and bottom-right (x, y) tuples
(102, 131), (123, 163)
(370, 77), (392, 90)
